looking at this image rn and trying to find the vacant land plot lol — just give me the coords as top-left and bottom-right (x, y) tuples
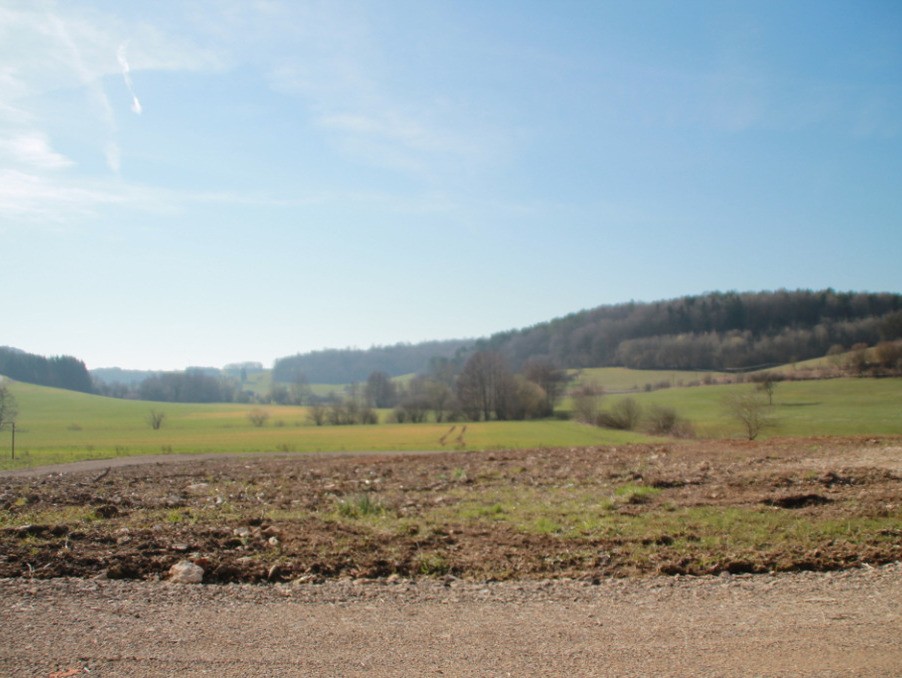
(1, 437), (899, 582)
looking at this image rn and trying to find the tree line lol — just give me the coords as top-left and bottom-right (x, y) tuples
(7, 289), (902, 404)
(301, 353), (567, 425)
(272, 289), (902, 381)
(476, 289), (902, 371)
(272, 340), (470, 384)
(0, 347), (93, 393)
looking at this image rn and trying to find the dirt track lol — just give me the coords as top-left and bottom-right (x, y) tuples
(2, 565), (900, 677)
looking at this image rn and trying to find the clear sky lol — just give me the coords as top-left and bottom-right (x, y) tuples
(2, 1), (901, 371)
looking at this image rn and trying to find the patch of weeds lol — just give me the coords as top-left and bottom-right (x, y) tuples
(459, 502), (507, 521)
(276, 442), (296, 453)
(2, 505), (104, 529)
(67, 423), (82, 431)
(613, 484), (661, 505)
(336, 493), (385, 519)
(532, 516), (563, 534)
(598, 498), (616, 512)
(415, 551), (450, 575)
(452, 468), (468, 482)
(115, 445), (128, 455)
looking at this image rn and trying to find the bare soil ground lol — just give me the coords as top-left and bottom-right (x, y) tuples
(0, 438), (900, 676)
(1, 438), (899, 582)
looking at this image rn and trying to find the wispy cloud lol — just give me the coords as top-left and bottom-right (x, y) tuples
(0, 2), (225, 223)
(0, 3), (222, 175)
(117, 43), (143, 114)
(0, 133), (74, 170)
(43, 9), (120, 172)
(319, 111), (480, 156)
(0, 170), (125, 224)
(258, 5), (505, 178)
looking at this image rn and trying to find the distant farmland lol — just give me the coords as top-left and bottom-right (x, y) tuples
(1, 372), (901, 470)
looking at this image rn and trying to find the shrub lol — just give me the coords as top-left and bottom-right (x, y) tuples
(571, 382), (604, 424)
(307, 404), (326, 426)
(646, 405), (694, 438)
(722, 392), (775, 440)
(646, 405), (678, 434)
(597, 398), (642, 430)
(247, 409), (270, 427)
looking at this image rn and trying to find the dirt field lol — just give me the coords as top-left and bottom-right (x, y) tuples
(0, 438), (900, 676)
(1, 438), (899, 582)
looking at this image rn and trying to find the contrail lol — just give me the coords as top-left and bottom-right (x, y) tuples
(117, 43), (143, 114)
(47, 10), (120, 172)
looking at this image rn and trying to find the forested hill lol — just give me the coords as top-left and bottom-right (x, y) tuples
(7, 290), (902, 393)
(272, 340), (471, 384)
(0, 346), (93, 392)
(476, 290), (902, 371)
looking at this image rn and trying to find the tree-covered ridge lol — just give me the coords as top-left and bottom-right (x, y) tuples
(0, 347), (93, 393)
(7, 289), (902, 399)
(477, 290), (902, 371)
(272, 340), (471, 384)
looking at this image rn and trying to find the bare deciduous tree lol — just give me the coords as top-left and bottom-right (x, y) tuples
(365, 371), (397, 408)
(147, 409), (165, 430)
(247, 409), (270, 427)
(456, 351), (514, 421)
(0, 384), (17, 429)
(723, 392), (775, 440)
(570, 380), (604, 424)
(307, 403), (326, 426)
(522, 358), (566, 416)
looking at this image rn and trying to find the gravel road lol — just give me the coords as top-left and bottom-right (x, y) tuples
(2, 563), (900, 677)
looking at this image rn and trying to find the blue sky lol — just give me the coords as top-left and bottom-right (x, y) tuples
(2, 0), (900, 371)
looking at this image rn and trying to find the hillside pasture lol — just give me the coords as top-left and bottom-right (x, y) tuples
(2, 374), (901, 470)
(570, 367), (732, 392)
(0, 381), (644, 470)
(601, 377), (902, 438)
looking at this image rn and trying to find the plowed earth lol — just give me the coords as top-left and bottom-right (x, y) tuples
(1, 437), (900, 583)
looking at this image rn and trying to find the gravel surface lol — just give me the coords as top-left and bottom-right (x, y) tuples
(2, 563), (900, 677)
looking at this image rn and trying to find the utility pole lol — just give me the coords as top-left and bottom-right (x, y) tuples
(10, 422), (15, 460)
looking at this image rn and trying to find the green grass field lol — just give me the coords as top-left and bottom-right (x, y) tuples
(601, 377), (902, 438)
(237, 370), (349, 399)
(2, 372), (900, 470)
(0, 380), (644, 470)
(570, 367), (732, 391)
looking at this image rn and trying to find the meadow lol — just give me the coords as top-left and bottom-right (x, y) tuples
(1, 372), (901, 470)
(599, 377), (902, 438)
(0, 380), (643, 470)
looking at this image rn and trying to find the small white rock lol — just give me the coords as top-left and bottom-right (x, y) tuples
(168, 560), (204, 584)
